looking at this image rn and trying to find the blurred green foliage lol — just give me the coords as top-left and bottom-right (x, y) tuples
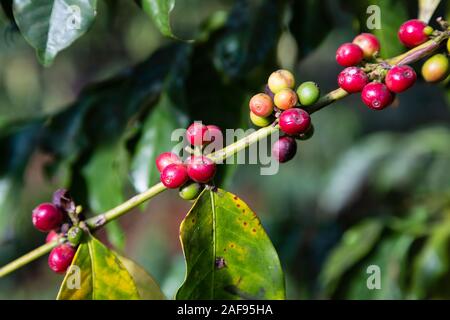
(0, 0), (450, 299)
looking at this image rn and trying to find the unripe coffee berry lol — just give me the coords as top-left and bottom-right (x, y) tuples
(32, 203), (63, 232)
(274, 88), (298, 110)
(338, 67), (369, 93)
(385, 65), (417, 93)
(272, 136), (297, 163)
(67, 226), (83, 246)
(352, 33), (380, 59)
(421, 54), (449, 83)
(161, 164), (189, 189)
(297, 82), (320, 106)
(249, 93), (274, 117)
(156, 152), (182, 173)
(279, 108), (311, 136)
(46, 230), (59, 243)
(398, 19), (428, 48)
(186, 122), (209, 146)
(361, 82), (394, 110)
(186, 156), (216, 184)
(267, 69), (295, 94)
(336, 43), (364, 67)
(250, 112), (272, 127)
(48, 244), (76, 274)
(179, 182), (202, 201)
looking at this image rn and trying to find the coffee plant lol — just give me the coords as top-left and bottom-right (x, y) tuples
(0, 0), (450, 300)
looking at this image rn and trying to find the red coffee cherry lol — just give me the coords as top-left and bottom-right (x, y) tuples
(385, 65), (417, 93)
(206, 125), (222, 143)
(274, 88), (298, 110)
(46, 230), (59, 243)
(398, 19), (428, 48)
(48, 244), (76, 274)
(249, 93), (274, 117)
(186, 122), (209, 146)
(338, 67), (369, 93)
(336, 43), (364, 67)
(155, 152), (182, 173)
(272, 136), (297, 163)
(279, 108), (311, 135)
(32, 203), (63, 232)
(361, 82), (394, 110)
(352, 33), (380, 59)
(186, 156), (216, 183)
(160, 164), (189, 189)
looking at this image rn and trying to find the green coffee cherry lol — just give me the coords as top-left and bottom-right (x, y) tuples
(297, 82), (320, 106)
(67, 226), (83, 246)
(250, 111), (272, 127)
(179, 182), (203, 201)
(423, 26), (434, 36)
(421, 53), (449, 83)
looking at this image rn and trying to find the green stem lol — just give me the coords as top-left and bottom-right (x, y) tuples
(2, 27), (450, 279)
(0, 240), (58, 278)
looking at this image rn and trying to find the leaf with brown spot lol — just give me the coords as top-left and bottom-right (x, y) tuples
(176, 189), (285, 300)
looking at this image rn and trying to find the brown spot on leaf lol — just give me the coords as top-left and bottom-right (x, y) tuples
(233, 196), (238, 200)
(252, 228), (257, 233)
(230, 243), (235, 249)
(243, 221), (248, 227)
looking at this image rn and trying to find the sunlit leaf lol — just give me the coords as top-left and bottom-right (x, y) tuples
(139, 0), (177, 39)
(176, 189), (285, 300)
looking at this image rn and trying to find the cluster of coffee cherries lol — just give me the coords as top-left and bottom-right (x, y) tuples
(156, 123), (220, 200)
(31, 189), (83, 274)
(248, 70), (317, 163)
(336, 19), (450, 110)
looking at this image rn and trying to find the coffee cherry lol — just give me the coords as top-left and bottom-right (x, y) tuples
(279, 108), (311, 136)
(297, 81), (320, 106)
(250, 112), (272, 127)
(361, 82), (394, 110)
(338, 67), (369, 93)
(352, 33), (380, 59)
(249, 93), (274, 117)
(67, 226), (83, 246)
(48, 244), (76, 274)
(398, 19), (428, 48)
(206, 125), (222, 143)
(186, 122), (209, 146)
(336, 43), (364, 67)
(272, 136), (297, 163)
(186, 156), (216, 183)
(156, 152), (182, 173)
(274, 88), (298, 110)
(179, 182), (202, 201)
(421, 53), (449, 83)
(267, 69), (295, 94)
(296, 124), (315, 141)
(424, 26), (434, 36)
(46, 230), (59, 243)
(161, 164), (189, 189)
(32, 203), (63, 232)
(385, 65), (417, 93)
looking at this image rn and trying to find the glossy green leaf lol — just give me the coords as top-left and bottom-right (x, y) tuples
(13, 0), (97, 66)
(118, 255), (166, 300)
(57, 236), (140, 300)
(81, 142), (129, 250)
(176, 189), (285, 300)
(140, 0), (176, 39)
(130, 93), (186, 193)
(320, 219), (384, 295)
